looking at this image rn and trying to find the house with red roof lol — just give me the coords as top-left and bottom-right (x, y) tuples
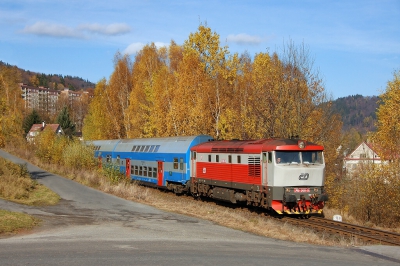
(26, 121), (64, 143)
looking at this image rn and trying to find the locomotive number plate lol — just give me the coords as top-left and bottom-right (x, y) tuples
(294, 188), (310, 193)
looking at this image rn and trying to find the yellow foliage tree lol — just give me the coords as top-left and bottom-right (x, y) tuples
(82, 79), (115, 140)
(372, 70), (400, 160)
(128, 43), (166, 138)
(0, 65), (24, 147)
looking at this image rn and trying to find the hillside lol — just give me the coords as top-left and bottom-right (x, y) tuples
(0, 61), (95, 91)
(331, 94), (380, 134)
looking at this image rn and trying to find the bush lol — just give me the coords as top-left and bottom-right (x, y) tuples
(62, 140), (97, 170)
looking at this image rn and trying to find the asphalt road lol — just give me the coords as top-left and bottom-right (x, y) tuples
(0, 150), (399, 266)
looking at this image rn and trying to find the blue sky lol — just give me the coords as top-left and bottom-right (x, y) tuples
(1, 0), (399, 99)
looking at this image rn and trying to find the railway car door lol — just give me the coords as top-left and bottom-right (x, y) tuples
(157, 161), (164, 186)
(191, 151), (197, 178)
(262, 152), (268, 186)
(125, 158), (131, 178)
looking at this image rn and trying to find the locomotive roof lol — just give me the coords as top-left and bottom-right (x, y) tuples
(191, 138), (324, 153)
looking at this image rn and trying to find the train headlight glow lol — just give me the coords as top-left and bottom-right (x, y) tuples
(298, 141), (305, 149)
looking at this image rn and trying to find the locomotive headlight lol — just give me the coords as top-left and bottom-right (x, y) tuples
(298, 141), (305, 149)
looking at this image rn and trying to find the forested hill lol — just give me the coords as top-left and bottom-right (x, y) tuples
(331, 94), (380, 134)
(0, 61), (95, 90)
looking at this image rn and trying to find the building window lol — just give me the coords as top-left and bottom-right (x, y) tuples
(360, 153), (366, 158)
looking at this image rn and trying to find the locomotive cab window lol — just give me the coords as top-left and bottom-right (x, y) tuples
(268, 152), (272, 163)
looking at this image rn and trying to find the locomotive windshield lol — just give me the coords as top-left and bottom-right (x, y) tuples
(275, 151), (323, 164)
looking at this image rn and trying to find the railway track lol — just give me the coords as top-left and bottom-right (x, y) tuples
(283, 216), (400, 246)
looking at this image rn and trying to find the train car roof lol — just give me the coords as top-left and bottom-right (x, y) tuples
(88, 135), (214, 154)
(191, 138), (324, 153)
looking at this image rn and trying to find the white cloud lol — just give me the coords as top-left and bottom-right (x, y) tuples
(21, 21), (83, 38)
(21, 21), (131, 38)
(123, 42), (168, 55)
(78, 23), (131, 36)
(226, 33), (262, 45)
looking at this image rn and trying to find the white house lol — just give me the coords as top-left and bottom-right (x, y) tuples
(343, 141), (382, 173)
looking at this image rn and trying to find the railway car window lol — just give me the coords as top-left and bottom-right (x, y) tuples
(116, 155), (120, 165)
(131, 166), (134, 175)
(106, 155), (111, 163)
(149, 145), (155, 152)
(154, 145), (160, 152)
(228, 155), (232, 163)
(140, 146), (145, 152)
(153, 167), (157, 178)
(237, 155), (241, 164)
(208, 155), (211, 162)
(139, 166), (143, 176)
(301, 151), (323, 164)
(144, 146), (150, 152)
(131, 146), (136, 152)
(134, 165), (138, 175)
(180, 158), (184, 170)
(216, 155), (219, 162)
(143, 166), (147, 176)
(275, 151), (301, 164)
(173, 158), (178, 169)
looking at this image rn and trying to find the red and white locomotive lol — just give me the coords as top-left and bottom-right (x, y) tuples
(189, 138), (327, 216)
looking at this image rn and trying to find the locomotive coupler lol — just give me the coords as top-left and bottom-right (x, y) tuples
(298, 195), (307, 212)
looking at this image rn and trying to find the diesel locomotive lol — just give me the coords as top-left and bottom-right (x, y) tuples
(90, 135), (328, 216)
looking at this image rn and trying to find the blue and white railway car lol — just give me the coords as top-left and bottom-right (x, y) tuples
(90, 135), (213, 192)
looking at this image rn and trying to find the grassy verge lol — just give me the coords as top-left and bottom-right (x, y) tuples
(0, 209), (40, 235)
(0, 157), (60, 235)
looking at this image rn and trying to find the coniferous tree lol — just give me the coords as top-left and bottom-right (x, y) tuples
(23, 109), (41, 134)
(57, 106), (75, 137)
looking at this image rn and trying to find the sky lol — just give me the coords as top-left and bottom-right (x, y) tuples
(1, 0), (399, 99)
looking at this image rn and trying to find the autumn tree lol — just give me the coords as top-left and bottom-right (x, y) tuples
(82, 79), (115, 140)
(0, 64), (25, 146)
(183, 24), (230, 139)
(128, 43), (165, 138)
(372, 70), (400, 160)
(105, 52), (133, 138)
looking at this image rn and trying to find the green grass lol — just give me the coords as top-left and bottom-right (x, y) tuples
(0, 209), (40, 234)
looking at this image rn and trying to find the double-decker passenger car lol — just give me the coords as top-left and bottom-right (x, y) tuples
(90, 135), (214, 193)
